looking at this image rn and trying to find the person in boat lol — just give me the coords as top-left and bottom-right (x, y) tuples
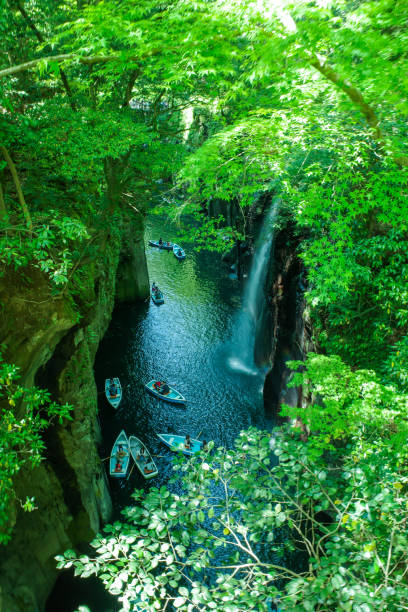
(115, 460), (123, 472)
(158, 237), (163, 246)
(177, 249), (182, 257)
(185, 434), (191, 450)
(116, 444), (127, 459)
(109, 381), (117, 397)
(160, 382), (170, 394)
(201, 440), (208, 451)
(144, 465), (154, 474)
(152, 282), (158, 293)
(153, 380), (162, 391)
(137, 447), (145, 462)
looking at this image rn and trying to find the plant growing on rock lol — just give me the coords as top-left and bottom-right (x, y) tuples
(0, 355), (72, 544)
(57, 356), (408, 611)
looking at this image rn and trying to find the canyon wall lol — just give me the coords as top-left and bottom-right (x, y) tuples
(0, 222), (149, 612)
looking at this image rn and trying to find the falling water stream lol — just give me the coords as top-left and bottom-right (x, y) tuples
(228, 200), (279, 374)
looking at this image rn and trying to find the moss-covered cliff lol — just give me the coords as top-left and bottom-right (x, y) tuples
(0, 219), (149, 612)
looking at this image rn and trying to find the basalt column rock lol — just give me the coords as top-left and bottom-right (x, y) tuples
(115, 221), (149, 302)
(262, 224), (307, 419)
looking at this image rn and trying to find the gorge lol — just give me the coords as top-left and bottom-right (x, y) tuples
(2, 0), (408, 610)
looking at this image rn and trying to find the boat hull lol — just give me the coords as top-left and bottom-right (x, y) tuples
(129, 436), (158, 479)
(109, 430), (130, 477)
(145, 380), (186, 404)
(105, 377), (122, 409)
(173, 244), (186, 260)
(149, 240), (174, 251)
(151, 290), (164, 305)
(157, 433), (202, 456)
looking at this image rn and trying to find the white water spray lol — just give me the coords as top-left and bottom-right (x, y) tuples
(228, 199), (279, 374)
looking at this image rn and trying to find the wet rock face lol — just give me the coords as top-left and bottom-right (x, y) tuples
(116, 223), (149, 302)
(260, 224), (311, 419)
(261, 221), (319, 420)
(0, 219), (148, 611)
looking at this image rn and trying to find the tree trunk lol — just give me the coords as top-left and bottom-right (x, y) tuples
(0, 179), (7, 218)
(1, 146), (32, 229)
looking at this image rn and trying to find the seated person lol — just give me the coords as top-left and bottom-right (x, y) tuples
(115, 460), (123, 472)
(109, 382), (117, 397)
(158, 237), (163, 245)
(137, 447), (145, 462)
(116, 444), (127, 459)
(177, 249), (182, 256)
(185, 434), (191, 449)
(153, 381), (162, 391)
(160, 382), (170, 394)
(152, 282), (158, 292)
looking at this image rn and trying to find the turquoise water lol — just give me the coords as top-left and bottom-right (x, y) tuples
(96, 218), (269, 509)
(48, 217), (271, 611)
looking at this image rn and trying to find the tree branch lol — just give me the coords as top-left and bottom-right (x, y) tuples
(0, 54), (118, 78)
(0, 179), (7, 218)
(122, 69), (139, 108)
(13, 0), (77, 110)
(310, 54), (408, 167)
(0, 146), (32, 230)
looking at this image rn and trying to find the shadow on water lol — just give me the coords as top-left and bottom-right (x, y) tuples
(47, 216), (273, 610)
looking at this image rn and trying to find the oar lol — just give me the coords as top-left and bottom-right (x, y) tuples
(126, 462), (136, 481)
(101, 455), (113, 462)
(196, 430), (203, 440)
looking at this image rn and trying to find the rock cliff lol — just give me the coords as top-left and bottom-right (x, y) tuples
(0, 221), (149, 612)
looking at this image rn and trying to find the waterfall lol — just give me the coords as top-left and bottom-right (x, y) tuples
(228, 199), (279, 375)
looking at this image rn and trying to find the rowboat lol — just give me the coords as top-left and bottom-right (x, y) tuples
(151, 287), (164, 305)
(148, 240), (174, 251)
(173, 244), (186, 260)
(105, 377), (122, 409)
(129, 436), (158, 479)
(145, 380), (186, 404)
(109, 430), (130, 477)
(157, 433), (203, 456)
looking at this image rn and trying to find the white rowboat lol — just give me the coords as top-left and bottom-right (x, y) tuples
(145, 380), (186, 404)
(105, 378), (122, 409)
(129, 436), (158, 479)
(109, 430), (130, 477)
(157, 433), (203, 456)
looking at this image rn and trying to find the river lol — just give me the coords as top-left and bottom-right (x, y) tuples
(47, 216), (272, 611)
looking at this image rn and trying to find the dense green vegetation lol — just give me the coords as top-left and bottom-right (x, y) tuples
(1, 0), (408, 609)
(0, 354), (72, 544)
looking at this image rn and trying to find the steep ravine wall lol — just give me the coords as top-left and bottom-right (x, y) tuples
(0, 221), (149, 612)
(260, 223), (317, 419)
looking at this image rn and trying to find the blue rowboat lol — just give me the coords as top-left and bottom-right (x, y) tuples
(105, 377), (122, 409)
(157, 433), (203, 456)
(109, 430), (130, 477)
(145, 380), (186, 404)
(148, 240), (174, 251)
(173, 244), (186, 260)
(151, 287), (164, 305)
(129, 436), (158, 479)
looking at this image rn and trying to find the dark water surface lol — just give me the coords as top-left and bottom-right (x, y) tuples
(48, 218), (271, 611)
(96, 219), (269, 509)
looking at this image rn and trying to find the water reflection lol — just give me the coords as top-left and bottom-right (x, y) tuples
(95, 218), (269, 509)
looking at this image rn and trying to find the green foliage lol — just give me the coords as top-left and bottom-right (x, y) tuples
(0, 354), (72, 544)
(57, 355), (408, 610)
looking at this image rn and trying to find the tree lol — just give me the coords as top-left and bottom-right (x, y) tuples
(57, 355), (408, 611)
